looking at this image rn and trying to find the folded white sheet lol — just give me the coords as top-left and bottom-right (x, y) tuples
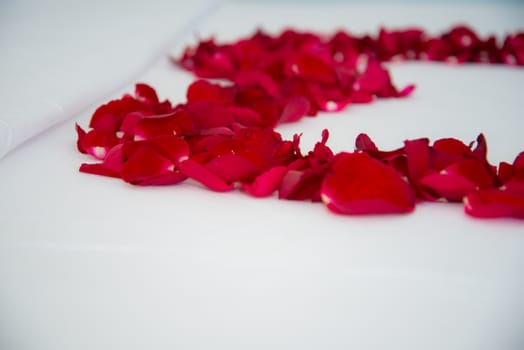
(0, 0), (220, 159)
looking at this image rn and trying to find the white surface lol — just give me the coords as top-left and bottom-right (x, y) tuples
(1, 2), (524, 350)
(0, 0), (219, 159)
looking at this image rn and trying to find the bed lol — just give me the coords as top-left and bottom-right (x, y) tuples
(1, 1), (523, 349)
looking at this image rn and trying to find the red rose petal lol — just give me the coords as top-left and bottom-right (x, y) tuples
(286, 53), (337, 85)
(321, 152), (415, 214)
(134, 171), (187, 186)
(134, 110), (193, 139)
(76, 27), (524, 220)
(75, 124), (88, 153)
(205, 154), (261, 183)
(243, 166), (288, 197)
(185, 100), (233, 129)
(121, 144), (175, 185)
(419, 171), (477, 202)
(135, 83), (160, 106)
(279, 169), (325, 202)
(234, 70), (280, 97)
(79, 163), (120, 178)
(280, 96), (310, 123)
(464, 188), (524, 219)
(80, 129), (119, 160)
(187, 79), (235, 103)
(178, 158), (234, 192)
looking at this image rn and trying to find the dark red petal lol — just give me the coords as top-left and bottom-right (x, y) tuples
(471, 133), (488, 161)
(135, 83), (160, 105)
(404, 138), (430, 181)
(355, 134), (405, 162)
(464, 188), (524, 219)
(279, 169), (325, 202)
(123, 136), (189, 165)
(513, 151), (524, 175)
(243, 166), (288, 197)
(178, 158), (234, 192)
(321, 152), (415, 214)
(498, 161), (515, 184)
(355, 133), (379, 152)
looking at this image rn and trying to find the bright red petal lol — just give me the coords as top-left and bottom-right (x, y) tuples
(178, 159), (234, 192)
(321, 152), (415, 214)
(464, 188), (524, 219)
(243, 166), (288, 197)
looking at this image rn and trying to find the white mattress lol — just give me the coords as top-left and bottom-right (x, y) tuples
(1, 2), (523, 350)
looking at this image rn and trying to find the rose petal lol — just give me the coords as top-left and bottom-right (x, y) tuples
(321, 152), (415, 214)
(279, 169), (325, 202)
(205, 154), (261, 183)
(420, 171), (477, 202)
(464, 188), (524, 219)
(243, 166), (288, 197)
(280, 96), (310, 123)
(121, 144), (175, 185)
(178, 158), (234, 192)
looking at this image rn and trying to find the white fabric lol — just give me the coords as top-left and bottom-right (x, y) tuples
(0, 0), (220, 159)
(1, 2), (524, 350)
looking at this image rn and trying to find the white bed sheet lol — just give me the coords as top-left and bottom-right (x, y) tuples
(1, 2), (524, 350)
(0, 0), (219, 159)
